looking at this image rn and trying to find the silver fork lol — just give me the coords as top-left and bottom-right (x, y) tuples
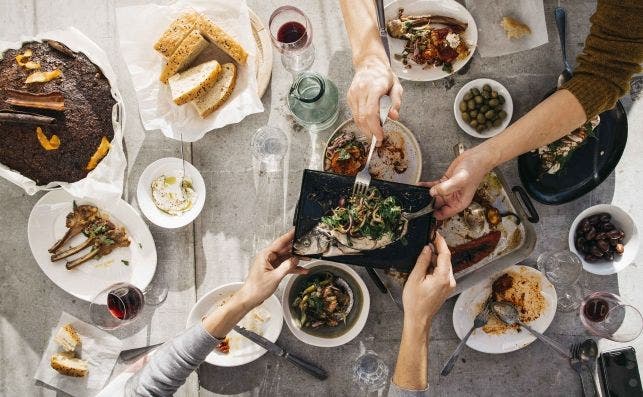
(441, 300), (491, 376)
(570, 343), (591, 397)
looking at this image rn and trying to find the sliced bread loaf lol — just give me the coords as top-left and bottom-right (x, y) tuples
(51, 352), (89, 377)
(159, 29), (209, 84)
(154, 12), (199, 58)
(196, 14), (248, 65)
(169, 60), (222, 105)
(192, 63), (237, 118)
(53, 324), (82, 352)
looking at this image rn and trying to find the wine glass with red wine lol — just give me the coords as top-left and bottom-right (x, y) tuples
(269, 6), (315, 73)
(580, 291), (643, 342)
(89, 282), (167, 330)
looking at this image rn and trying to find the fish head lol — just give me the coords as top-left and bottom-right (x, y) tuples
(293, 227), (332, 256)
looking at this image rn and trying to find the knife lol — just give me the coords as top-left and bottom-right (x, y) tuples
(233, 326), (328, 380)
(375, 0), (391, 61)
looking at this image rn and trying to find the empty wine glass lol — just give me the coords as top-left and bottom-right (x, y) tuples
(537, 250), (583, 312)
(89, 282), (168, 330)
(580, 291), (643, 342)
(269, 6), (315, 74)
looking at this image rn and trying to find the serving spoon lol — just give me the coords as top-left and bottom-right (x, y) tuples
(579, 339), (602, 397)
(555, 7), (573, 87)
(490, 301), (570, 358)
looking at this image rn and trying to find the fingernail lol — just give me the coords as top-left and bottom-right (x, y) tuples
(429, 187), (436, 196)
(422, 245), (431, 254)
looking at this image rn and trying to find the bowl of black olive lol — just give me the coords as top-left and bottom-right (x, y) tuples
(453, 78), (513, 139)
(569, 204), (639, 275)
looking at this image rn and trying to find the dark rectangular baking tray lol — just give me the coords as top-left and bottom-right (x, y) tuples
(293, 169), (434, 272)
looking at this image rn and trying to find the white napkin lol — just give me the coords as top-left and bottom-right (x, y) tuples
(0, 28), (127, 199)
(115, 0), (263, 142)
(465, 0), (549, 58)
(34, 312), (123, 397)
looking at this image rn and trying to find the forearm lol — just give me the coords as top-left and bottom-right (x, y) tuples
(393, 320), (430, 391)
(339, 0), (388, 66)
(202, 292), (252, 338)
(474, 89), (586, 169)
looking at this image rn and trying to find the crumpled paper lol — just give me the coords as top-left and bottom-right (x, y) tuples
(115, 0), (263, 142)
(34, 312), (123, 397)
(0, 28), (127, 200)
(465, 0), (548, 58)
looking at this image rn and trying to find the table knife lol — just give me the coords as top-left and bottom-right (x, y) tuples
(375, 0), (391, 61)
(233, 326), (328, 380)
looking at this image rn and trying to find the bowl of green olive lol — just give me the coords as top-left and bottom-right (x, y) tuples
(453, 78), (513, 138)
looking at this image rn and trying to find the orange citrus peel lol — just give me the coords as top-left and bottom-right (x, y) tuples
(25, 69), (62, 84)
(85, 136), (110, 171)
(36, 127), (61, 150)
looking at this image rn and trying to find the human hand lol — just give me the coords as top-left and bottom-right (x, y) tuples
(420, 147), (495, 220)
(237, 229), (308, 308)
(402, 232), (455, 330)
(348, 56), (403, 143)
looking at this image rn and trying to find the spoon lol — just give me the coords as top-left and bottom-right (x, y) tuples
(579, 339), (602, 397)
(441, 301), (491, 376)
(490, 301), (571, 358)
(554, 7), (573, 87)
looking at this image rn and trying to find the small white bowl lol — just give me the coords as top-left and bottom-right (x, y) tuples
(282, 261), (370, 348)
(568, 204), (640, 275)
(137, 157), (206, 229)
(453, 78), (513, 139)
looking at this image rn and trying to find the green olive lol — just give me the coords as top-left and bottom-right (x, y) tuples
(471, 88), (481, 96)
(482, 84), (491, 92)
(463, 93), (473, 101)
(488, 99), (499, 107)
(493, 119), (502, 127)
(485, 110), (496, 119)
(491, 90), (498, 98)
(481, 91), (490, 99)
(462, 112), (470, 122)
(474, 95), (483, 105)
(470, 119), (478, 127)
(470, 110), (478, 117)
(498, 110), (507, 119)
(485, 120), (493, 129)
(467, 99), (476, 110)
(476, 124), (485, 132)
(477, 113), (486, 124)
(480, 105), (490, 113)
(459, 101), (468, 112)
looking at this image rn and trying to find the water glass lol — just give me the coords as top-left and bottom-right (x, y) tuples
(580, 291), (643, 342)
(352, 350), (390, 394)
(269, 6), (315, 73)
(537, 250), (583, 312)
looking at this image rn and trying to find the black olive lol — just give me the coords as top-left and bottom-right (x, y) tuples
(585, 227), (597, 241)
(597, 240), (610, 252)
(595, 232), (607, 240)
(584, 254), (600, 263)
(606, 252), (615, 261)
(599, 213), (611, 223)
(607, 230), (622, 239)
(588, 214), (601, 225)
(610, 239), (618, 247)
(591, 246), (604, 257)
(601, 222), (615, 232)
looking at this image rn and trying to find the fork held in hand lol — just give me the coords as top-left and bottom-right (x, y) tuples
(352, 136), (377, 196)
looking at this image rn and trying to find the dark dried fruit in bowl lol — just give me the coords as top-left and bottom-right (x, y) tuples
(588, 214), (602, 225)
(615, 243), (625, 255)
(595, 232), (607, 240)
(607, 229), (622, 239)
(599, 213), (611, 223)
(597, 240), (610, 252)
(585, 227), (597, 241)
(590, 246), (604, 258)
(585, 254), (601, 263)
(600, 222), (615, 232)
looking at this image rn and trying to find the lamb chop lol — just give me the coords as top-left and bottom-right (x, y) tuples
(386, 10), (468, 39)
(48, 202), (100, 253)
(50, 218), (114, 262)
(66, 227), (130, 270)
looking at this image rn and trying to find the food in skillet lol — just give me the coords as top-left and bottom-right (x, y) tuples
(387, 9), (470, 72)
(534, 115), (600, 175)
(294, 188), (406, 257)
(574, 212), (626, 262)
(48, 202), (131, 270)
(450, 230), (501, 273)
(292, 271), (354, 329)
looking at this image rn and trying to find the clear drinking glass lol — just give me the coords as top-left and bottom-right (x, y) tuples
(537, 250), (584, 312)
(269, 6), (315, 74)
(580, 291), (643, 342)
(251, 126), (288, 169)
(89, 282), (168, 330)
(287, 72), (339, 131)
(352, 350), (390, 394)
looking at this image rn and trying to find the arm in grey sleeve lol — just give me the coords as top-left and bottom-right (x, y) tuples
(126, 323), (220, 397)
(388, 382), (429, 397)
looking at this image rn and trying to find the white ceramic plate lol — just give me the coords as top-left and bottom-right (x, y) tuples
(568, 204), (639, 275)
(452, 265), (557, 354)
(453, 78), (513, 139)
(323, 119), (422, 184)
(384, 0), (477, 81)
(186, 282), (283, 367)
(282, 261), (370, 348)
(27, 190), (157, 302)
(137, 157), (206, 229)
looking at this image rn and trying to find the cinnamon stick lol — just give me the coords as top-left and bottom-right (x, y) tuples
(4, 89), (65, 111)
(0, 109), (56, 125)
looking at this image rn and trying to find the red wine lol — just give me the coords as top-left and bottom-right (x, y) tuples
(584, 297), (609, 322)
(277, 21), (306, 44)
(108, 286), (144, 320)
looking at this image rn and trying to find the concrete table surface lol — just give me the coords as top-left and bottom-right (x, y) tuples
(0, 0), (641, 396)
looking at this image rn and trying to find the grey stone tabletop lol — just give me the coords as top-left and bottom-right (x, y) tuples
(0, 0), (641, 396)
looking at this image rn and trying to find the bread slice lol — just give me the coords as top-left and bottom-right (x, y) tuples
(54, 324), (82, 352)
(501, 17), (531, 39)
(169, 60), (222, 105)
(154, 12), (199, 58)
(51, 352), (89, 377)
(196, 14), (248, 65)
(159, 29), (209, 84)
(192, 63), (237, 118)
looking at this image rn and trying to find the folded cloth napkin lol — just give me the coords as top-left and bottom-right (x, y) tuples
(34, 312), (123, 397)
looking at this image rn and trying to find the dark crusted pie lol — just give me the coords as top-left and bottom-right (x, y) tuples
(0, 41), (116, 185)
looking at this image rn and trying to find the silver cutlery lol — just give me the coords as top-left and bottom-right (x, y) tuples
(572, 339), (602, 397)
(555, 7), (573, 87)
(375, 0), (391, 61)
(441, 301), (491, 376)
(570, 351), (591, 397)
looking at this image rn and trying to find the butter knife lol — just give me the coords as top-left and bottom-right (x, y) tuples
(233, 326), (328, 380)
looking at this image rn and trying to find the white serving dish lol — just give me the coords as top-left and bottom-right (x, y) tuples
(453, 78), (513, 139)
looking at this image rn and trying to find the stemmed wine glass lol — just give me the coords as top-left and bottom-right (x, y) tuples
(89, 282), (168, 330)
(580, 291), (643, 342)
(537, 250), (584, 312)
(269, 6), (315, 74)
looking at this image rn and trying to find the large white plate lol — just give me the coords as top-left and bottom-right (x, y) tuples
(384, 0), (478, 81)
(187, 282), (283, 367)
(324, 119), (422, 184)
(27, 190), (157, 302)
(452, 265), (557, 354)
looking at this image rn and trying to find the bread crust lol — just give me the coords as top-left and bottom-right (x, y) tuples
(154, 12), (199, 58)
(160, 29), (209, 84)
(196, 15), (248, 65)
(170, 60), (222, 105)
(193, 63), (238, 118)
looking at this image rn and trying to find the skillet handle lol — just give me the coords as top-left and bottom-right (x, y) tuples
(512, 186), (539, 223)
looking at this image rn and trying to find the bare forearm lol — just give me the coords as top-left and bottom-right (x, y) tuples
(393, 321), (429, 390)
(339, 0), (387, 66)
(475, 89), (586, 168)
(202, 293), (252, 339)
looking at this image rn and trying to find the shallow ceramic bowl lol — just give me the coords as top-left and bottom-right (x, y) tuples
(453, 78), (513, 139)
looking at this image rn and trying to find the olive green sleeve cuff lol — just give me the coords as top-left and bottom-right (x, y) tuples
(561, 74), (622, 120)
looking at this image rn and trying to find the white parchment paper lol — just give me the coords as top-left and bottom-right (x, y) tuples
(34, 312), (123, 397)
(465, 0), (548, 58)
(115, 0), (263, 142)
(0, 28), (127, 199)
